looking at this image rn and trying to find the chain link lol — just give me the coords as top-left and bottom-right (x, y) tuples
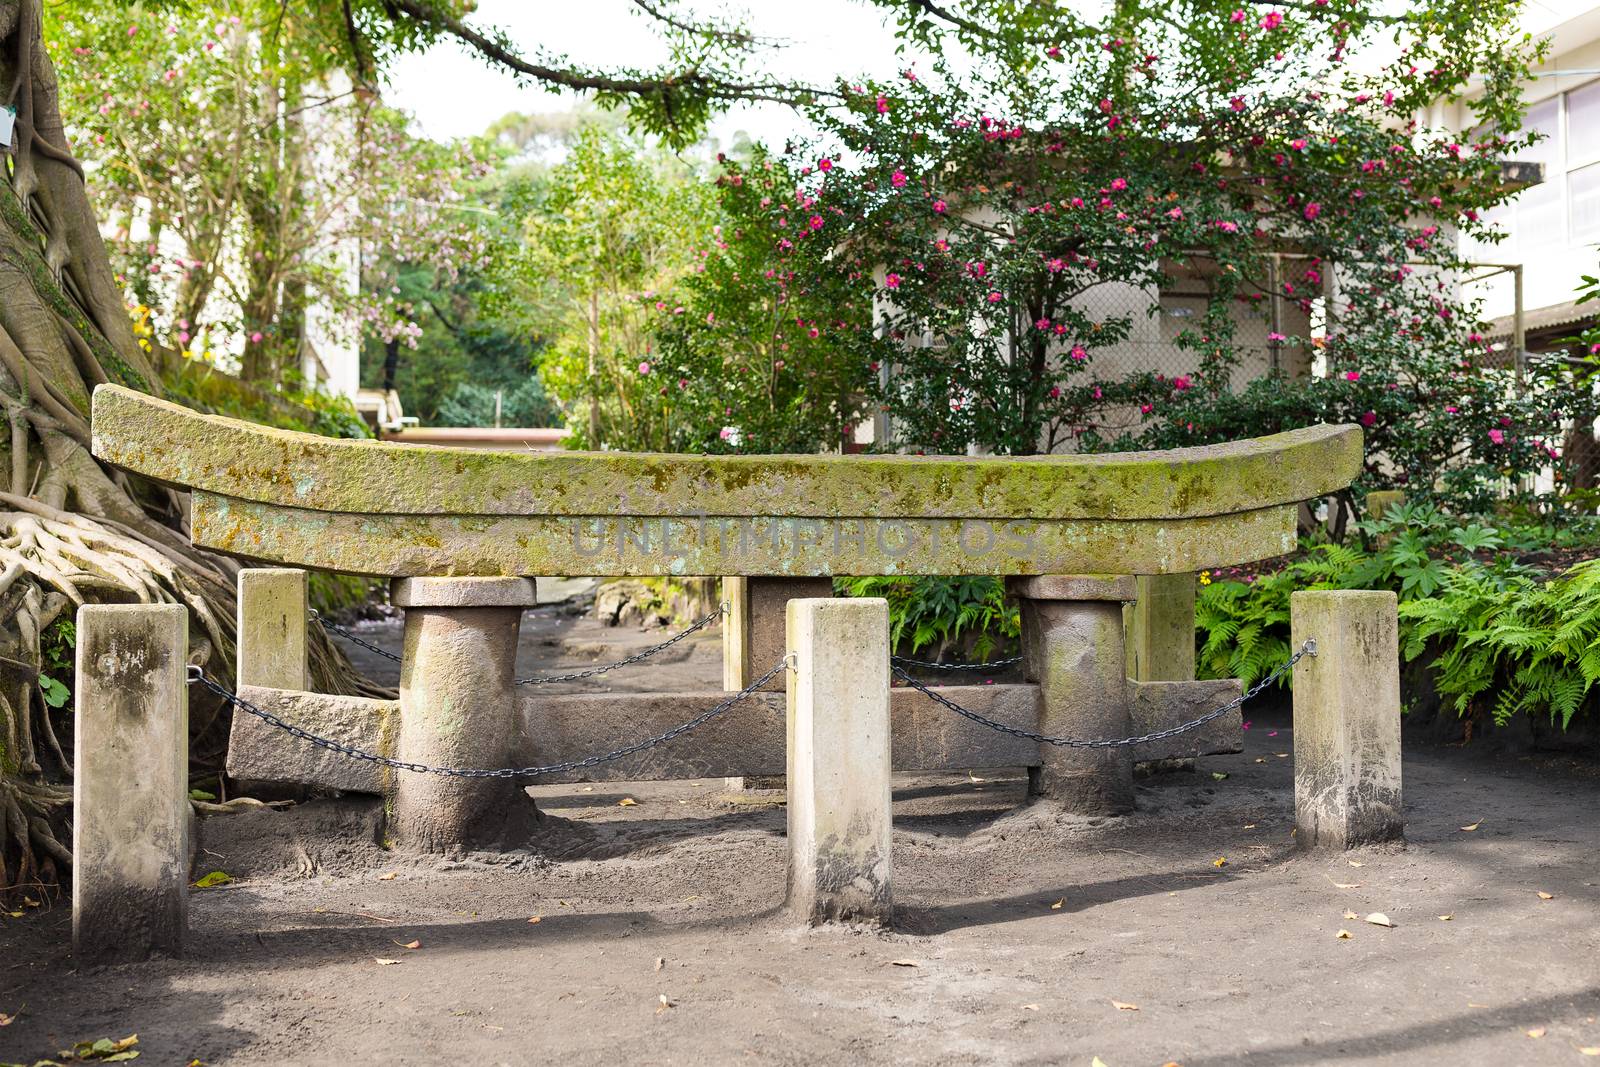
(516, 604), (726, 685)
(891, 639), (1316, 749)
(188, 655), (787, 779)
(313, 603), (728, 683)
(311, 610), (401, 663)
(890, 654), (1022, 672)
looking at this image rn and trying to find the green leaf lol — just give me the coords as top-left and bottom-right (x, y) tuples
(188, 789), (216, 802)
(38, 675), (70, 709)
(192, 871), (232, 889)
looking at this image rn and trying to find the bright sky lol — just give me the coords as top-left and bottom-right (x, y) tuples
(383, 0), (908, 149)
(383, 0), (1600, 149)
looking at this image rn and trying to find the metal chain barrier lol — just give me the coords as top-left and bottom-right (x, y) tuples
(188, 655), (788, 779)
(891, 654), (1022, 671)
(515, 603), (727, 686)
(891, 639), (1316, 749)
(311, 609), (401, 663)
(312, 603), (729, 683)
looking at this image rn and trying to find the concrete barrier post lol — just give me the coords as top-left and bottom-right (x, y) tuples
(1291, 590), (1403, 849)
(785, 597), (892, 925)
(73, 603), (189, 962)
(392, 577), (538, 852)
(1011, 575), (1137, 814)
(237, 567), (308, 690)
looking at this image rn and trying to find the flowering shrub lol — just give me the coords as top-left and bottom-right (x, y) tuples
(650, 151), (886, 453)
(710, 0), (1573, 513)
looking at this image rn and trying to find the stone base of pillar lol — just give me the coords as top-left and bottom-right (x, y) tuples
(390, 577), (539, 853)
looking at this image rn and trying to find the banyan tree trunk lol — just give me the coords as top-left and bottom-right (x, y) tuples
(0, 0), (378, 901)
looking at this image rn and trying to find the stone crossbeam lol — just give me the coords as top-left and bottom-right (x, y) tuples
(90, 385), (1361, 578)
(224, 677), (1242, 792)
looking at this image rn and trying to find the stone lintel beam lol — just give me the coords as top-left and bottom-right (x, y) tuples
(93, 384), (1363, 524)
(1127, 678), (1243, 761)
(1007, 574), (1137, 602)
(223, 684), (1045, 792)
(226, 686), (398, 794)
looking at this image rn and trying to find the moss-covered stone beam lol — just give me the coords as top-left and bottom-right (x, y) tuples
(92, 385), (1361, 522)
(191, 492), (1298, 577)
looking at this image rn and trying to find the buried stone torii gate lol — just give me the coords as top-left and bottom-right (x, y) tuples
(73, 384), (1402, 960)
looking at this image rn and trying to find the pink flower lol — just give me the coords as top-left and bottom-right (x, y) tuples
(127, 24), (139, 35)
(808, 215), (824, 230)
(250, 332), (263, 343)
(1035, 318), (1052, 331)
(1070, 345), (1088, 361)
(1047, 258), (1064, 272)
(706, 312), (716, 325)
(987, 291), (1003, 304)
(638, 361), (652, 375)
(1360, 411), (1377, 427)
(1110, 177), (1128, 191)
(1260, 10), (1284, 30)
(876, 96), (889, 114)
(1445, 405), (1459, 413)
(1230, 96), (1246, 112)
(1344, 371), (1360, 382)
(1230, 9), (1245, 21)
(1166, 206), (1183, 220)
(818, 158), (832, 172)
(1488, 428), (1505, 445)
(1140, 403), (1154, 414)
(932, 199), (948, 213)
(1268, 332), (1287, 342)
(1173, 375), (1192, 390)
(678, 378), (689, 389)
(1290, 138), (1308, 151)
(891, 169), (908, 188)
(885, 273), (901, 289)
(1304, 202), (1322, 220)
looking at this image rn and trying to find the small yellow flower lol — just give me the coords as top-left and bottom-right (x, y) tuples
(1198, 570), (1212, 586)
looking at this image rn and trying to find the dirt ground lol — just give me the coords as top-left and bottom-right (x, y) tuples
(3, 608), (1599, 1066)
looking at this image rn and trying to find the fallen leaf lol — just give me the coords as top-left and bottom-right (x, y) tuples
(1538, 891), (1555, 900)
(1331, 881), (1363, 890)
(1527, 1028), (1546, 1039)
(1092, 1059), (1109, 1067)
(191, 870), (231, 889)
(393, 939), (421, 950)
(1336, 929), (1352, 939)
(6, 911), (20, 919)
(1254, 758), (1267, 764)
(374, 957), (401, 966)
(654, 957), (665, 972)
(378, 872), (397, 881)
(1213, 857), (1227, 868)
(1439, 914), (1453, 921)
(1049, 899), (1064, 910)
(580, 786), (594, 792)
(890, 959), (920, 968)
(1242, 824), (1256, 830)
(1275, 752), (1289, 758)
(1364, 913), (1395, 928)
(1021, 1004), (1039, 1012)
(1577, 1046), (1600, 1056)
(1460, 820), (1482, 831)
(1344, 910), (1358, 920)
(0, 1011), (13, 1026)
(1348, 860), (1365, 868)
(1211, 772), (1229, 781)
(22, 896), (38, 907)
(618, 798), (638, 807)
(656, 994), (673, 1014)
(527, 916), (542, 924)
(1111, 1000), (1139, 1011)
